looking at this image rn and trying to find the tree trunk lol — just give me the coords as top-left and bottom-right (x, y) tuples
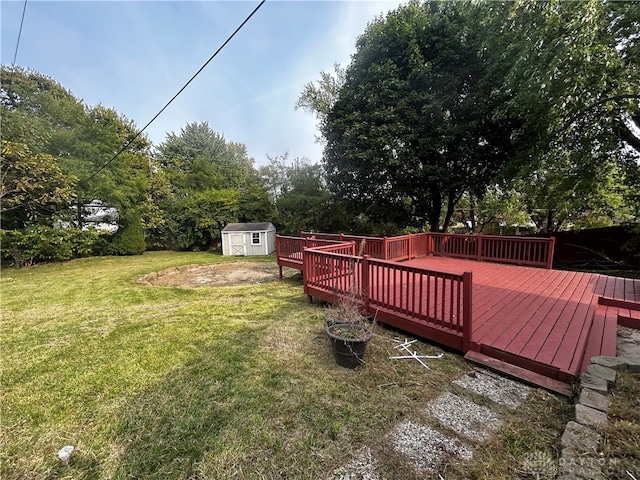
(545, 209), (554, 234)
(427, 189), (442, 232)
(469, 194), (477, 233)
(76, 196), (84, 229)
(442, 192), (457, 233)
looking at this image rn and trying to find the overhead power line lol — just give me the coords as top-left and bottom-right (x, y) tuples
(80, 0), (267, 186)
(12, 0), (28, 66)
(4, 0), (28, 93)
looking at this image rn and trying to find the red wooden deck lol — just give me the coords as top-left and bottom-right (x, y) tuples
(404, 257), (639, 388)
(276, 234), (639, 394)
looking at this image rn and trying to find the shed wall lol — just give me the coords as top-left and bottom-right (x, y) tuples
(222, 229), (276, 256)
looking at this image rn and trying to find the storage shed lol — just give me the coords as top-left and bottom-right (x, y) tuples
(221, 222), (276, 256)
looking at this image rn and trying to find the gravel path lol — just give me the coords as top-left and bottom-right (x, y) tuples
(330, 352), (532, 479)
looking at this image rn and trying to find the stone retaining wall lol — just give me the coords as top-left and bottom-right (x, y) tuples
(556, 329), (640, 480)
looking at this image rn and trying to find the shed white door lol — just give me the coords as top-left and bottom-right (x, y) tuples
(230, 234), (246, 256)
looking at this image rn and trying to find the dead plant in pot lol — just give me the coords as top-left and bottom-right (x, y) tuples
(323, 241), (374, 368)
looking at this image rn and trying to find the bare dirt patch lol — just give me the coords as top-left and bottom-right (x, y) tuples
(138, 261), (298, 288)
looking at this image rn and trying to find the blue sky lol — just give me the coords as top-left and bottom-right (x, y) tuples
(1, 0), (404, 166)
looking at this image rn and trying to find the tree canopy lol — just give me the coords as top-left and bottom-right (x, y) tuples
(0, 66), (152, 229)
(321, 1), (518, 231)
(1, 140), (74, 230)
(304, 0), (639, 232)
(152, 122), (272, 250)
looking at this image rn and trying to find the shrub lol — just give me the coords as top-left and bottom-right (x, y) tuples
(0, 226), (104, 267)
(109, 210), (146, 255)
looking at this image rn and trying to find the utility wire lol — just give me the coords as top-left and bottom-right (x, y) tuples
(80, 0), (267, 186)
(11, 0), (28, 67)
(3, 0), (28, 94)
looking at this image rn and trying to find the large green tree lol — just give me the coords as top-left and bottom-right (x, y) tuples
(321, 1), (517, 231)
(300, 1), (639, 233)
(154, 122), (272, 249)
(482, 0), (640, 227)
(258, 154), (350, 235)
(1, 66), (152, 235)
(0, 140), (74, 230)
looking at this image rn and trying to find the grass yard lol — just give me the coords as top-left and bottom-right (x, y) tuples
(1, 252), (572, 479)
(602, 371), (640, 479)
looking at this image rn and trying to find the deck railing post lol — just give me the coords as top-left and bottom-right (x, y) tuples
(383, 236), (389, 260)
(462, 271), (473, 352)
(352, 241), (357, 256)
(302, 247), (310, 302)
(362, 255), (370, 314)
(276, 235), (282, 279)
(476, 234), (483, 262)
(546, 237), (556, 269)
(408, 234), (414, 260)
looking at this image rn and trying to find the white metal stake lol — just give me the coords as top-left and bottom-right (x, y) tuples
(389, 339), (443, 370)
(411, 351), (431, 370)
(389, 354), (444, 360)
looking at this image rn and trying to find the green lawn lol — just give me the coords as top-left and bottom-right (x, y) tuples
(2, 252), (472, 479)
(4, 252), (594, 479)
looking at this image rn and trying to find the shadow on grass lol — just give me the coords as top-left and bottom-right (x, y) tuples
(111, 326), (265, 479)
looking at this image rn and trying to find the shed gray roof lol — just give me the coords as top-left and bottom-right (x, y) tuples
(222, 222), (275, 232)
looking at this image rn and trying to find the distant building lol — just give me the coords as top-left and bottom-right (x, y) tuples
(221, 223), (276, 256)
(54, 200), (119, 233)
(82, 200), (119, 232)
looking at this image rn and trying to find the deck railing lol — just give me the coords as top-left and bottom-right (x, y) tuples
(276, 232), (559, 357)
(481, 235), (554, 268)
(301, 232), (385, 258)
(303, 250), (365, 301)
(276, 235), (347, 274)
(428, 233), (555, 268)
(366, 257), (471, 339)
(277, 235), (344, 257)
(302, 249), (473, 351)
(410, 233), (431, 257)
(300, 231), (554, 268)
(385, 235), (411, 261)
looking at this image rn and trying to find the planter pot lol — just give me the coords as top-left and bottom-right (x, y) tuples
(325, 323), (373, 368)
(323, 313), (340, 329)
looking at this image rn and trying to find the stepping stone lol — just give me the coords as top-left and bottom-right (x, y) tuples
(560, 421), (601, 453)
(579, 388), (609, 413)
(617, 329), (640, 359)
(575, 404), (608, 428)
(585, 364), (616, 385)
(590, 356), (628, 371)
(621, 355), (640, 373)
(454, 369), (532, 409)
(425, 392), (503, 442)
(559, 448), (606, 480)
(391, 421), (472, 474)
(580, 372), (608, 393)
(331, 447), (380, 480)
